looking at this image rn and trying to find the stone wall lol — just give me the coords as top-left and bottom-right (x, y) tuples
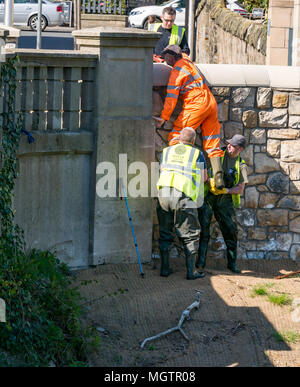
(153, 63), (300, 262)
(195, 0), (266, 64)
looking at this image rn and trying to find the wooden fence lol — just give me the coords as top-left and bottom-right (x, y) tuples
(81, 0), (128, 14)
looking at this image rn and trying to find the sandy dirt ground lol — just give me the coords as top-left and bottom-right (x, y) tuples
(74, 256), (300, 367)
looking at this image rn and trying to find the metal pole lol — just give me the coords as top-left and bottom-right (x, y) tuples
(4, 0), (14, 27)
(188, 0), (195, 60)
(36, 0), (42, 49)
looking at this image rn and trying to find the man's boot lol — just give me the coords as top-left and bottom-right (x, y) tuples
(227, 250), (241, 274)
(196, 243), (208, 269)
(186, 252), (205, 280)
(160, 249), (172, 277)
(210, 157), (225, 189)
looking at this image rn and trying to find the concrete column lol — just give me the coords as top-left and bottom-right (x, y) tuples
(73, 27), (160, 266)
(266, 0), (294, 66)
(293, 0), (300, 66)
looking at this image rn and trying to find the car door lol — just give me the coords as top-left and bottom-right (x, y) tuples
(0, 0), (5, 23)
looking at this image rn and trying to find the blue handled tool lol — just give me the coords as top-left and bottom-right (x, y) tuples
(119, 178), (144, 278)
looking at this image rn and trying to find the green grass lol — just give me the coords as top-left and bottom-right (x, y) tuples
(267, 293), (292, 306)
(251, 282), (275, 297)
(273, 330), (300, 344)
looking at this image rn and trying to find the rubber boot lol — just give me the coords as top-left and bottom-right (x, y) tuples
(160, 249), (172, 277)
(186, 253), (205, 280)
(196, 243), (208, 269)
(210, 157), (225, 189)
(227, 250), (241, 274)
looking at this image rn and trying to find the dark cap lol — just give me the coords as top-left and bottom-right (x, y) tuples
(162, 44), (182, 56)
(226, 134), (246, 149)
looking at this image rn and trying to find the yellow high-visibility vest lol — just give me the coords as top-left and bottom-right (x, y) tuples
(157, 143), (203, 203)
(148, 23), (185, 45)
(205, 152), (245, 208)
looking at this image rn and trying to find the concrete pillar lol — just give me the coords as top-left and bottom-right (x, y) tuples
(73, 27), (160, 266)
(266, 0), (294, 66)
(0, 25), (20, 61)
(293, 0), (300, 66)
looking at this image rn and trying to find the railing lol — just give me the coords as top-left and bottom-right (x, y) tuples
(10, 52), (97, 132)
(81, 0), (128, 14)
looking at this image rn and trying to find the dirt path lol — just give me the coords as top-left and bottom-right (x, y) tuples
(74, 257), (300, 367)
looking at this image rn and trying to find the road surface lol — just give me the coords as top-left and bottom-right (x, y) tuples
(18, 30), (74, 50)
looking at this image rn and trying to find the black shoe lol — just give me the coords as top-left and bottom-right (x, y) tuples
(227, 264), (241, 274)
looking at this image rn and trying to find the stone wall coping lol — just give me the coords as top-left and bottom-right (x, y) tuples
(153, 63), (300, 89)
(81, 14), (128, 21)
(72, 26), (160, 40)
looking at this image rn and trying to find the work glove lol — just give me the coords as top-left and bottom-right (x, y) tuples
(209, 178), (229, 195)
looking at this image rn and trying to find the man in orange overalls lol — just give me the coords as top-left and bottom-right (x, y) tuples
(153, 45), (225, 189)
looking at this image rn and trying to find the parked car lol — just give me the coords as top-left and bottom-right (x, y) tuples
(250, 7), (264, 19)
(0, 0), (66, 31)
(226, 1), (247, 17)
(129, 0), (186, 29)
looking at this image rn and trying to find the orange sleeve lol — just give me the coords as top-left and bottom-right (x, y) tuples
(160, 67), (186, 122)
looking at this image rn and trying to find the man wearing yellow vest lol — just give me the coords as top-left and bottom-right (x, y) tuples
(149, 6), (190, 59)
(197, 134), (248, 274)
(156, 127), (207, 280)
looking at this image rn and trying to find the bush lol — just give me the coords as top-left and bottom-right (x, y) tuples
(0, 246), (99, 366)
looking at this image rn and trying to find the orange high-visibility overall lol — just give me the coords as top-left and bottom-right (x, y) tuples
(160, 56), (223, 158)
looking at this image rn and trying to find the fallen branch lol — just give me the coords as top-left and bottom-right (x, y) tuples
(275, 270), (300, 280)
(140, 291), (201, 349)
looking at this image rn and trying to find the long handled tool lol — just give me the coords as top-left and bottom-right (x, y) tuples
(119, 178), (144, 278)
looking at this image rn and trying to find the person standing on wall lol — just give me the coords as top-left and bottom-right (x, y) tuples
(156, 127), (207, 280)
(149, 6), (190, 61)
(153, 44), (225, 190)
(197, 134), (248, 274)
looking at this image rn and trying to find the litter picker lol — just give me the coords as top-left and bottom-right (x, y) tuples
(118, 178), (145, 278)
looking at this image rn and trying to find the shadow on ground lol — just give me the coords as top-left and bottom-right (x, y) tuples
(74, 257), (300, 367)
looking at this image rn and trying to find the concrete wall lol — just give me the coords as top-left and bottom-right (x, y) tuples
(3, 27), (160, 269)
(81, 14), (128, 29)
(153, 63), (300, 261)
(195, 0), (266, 65)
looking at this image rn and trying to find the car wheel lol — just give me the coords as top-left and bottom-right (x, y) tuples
(29, 14), (47, 31)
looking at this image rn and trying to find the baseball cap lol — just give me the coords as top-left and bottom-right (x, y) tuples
(162, 44), (182, 56)
(226, 134), (246, 149)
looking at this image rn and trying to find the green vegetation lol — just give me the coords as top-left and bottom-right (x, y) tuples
(251, 283), (292, 307)
(240, 0), (269, 13)
(0, 57), (99, 367)
(273, 330), (300, 344)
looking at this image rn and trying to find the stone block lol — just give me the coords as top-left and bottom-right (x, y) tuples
(290, 216), (300, 233)
(244, 186), (259, 208)
(257, 209), (288, 226)
(281, 140), (300, 162)
(257, 87), (272, 109)
(278, 196), (300, 210)
(289, 116), (300, 128)
(247, 228), (267, 240)
(259, 109), (288, 128)
(272, 91), (289, 108)
(224, 121), (243, 139)
(240, 144), (253, 167)
(257, 239), (278, 251)
(247, 251), (265, 259)
(267, 139), (280, 157)
(289, 93), (300, 115)
(290, 181), (300, 194)
(257, 185), (269, 192)
(242, 110), (257, 128)
(254, 153), (280, 173)
(251, 129), (266, 144)
(289, 163), (300, 180)
(217, 99), (229, 122)
(266, 172), (289, 193)
(236, 209), (256, 226)
(232, 87), (255, 107)
(290, 244), (300, 260)
(268, 128), (300, 139)
(247, 174), (267, 185)
(230, 107), (243, 121)
(259, 193), (280, 208)
(211, 87), (231, 97)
